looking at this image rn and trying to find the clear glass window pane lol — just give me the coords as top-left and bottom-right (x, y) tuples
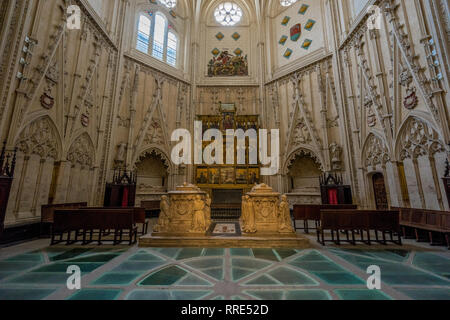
(137, 15), (151, 53)
(152, 14), (166, 60)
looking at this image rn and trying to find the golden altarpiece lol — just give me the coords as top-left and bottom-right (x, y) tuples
(195, 104), (261, 217)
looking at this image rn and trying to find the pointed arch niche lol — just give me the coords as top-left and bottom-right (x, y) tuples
(394, 116), (448, 211)
(284, 148), (324, 205)
(134, 148), (172, 204)
(6, 116), (61, 226)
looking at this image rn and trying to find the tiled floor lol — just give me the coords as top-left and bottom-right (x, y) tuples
(0, 241), (449, 300)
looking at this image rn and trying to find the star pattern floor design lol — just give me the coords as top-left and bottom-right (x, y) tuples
(0, 242), (449, 300)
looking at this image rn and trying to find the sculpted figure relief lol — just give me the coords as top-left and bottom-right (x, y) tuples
(278, 195), (294, 233)
(191, 195), (206, 232)
(154, 196), (170, 232)
(241, 195), (256, 233)
(204, 194), (212, 230)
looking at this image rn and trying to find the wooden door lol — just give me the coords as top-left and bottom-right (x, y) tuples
(372, 173), (388, 210)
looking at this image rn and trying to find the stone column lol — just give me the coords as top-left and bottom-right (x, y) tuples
(412, 158), (426, 209)
(30, 158), (46, 215)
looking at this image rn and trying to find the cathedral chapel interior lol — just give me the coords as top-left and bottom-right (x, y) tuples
(0, 0), (449, 301)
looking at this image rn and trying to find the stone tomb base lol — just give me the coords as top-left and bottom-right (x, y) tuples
(139, 233), (310, 248)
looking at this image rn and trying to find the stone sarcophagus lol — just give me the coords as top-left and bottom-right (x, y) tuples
(242, 184), (295, 235)
(153, 183), (211, 236)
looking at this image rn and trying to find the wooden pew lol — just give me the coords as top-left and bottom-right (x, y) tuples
(396, 207), (450, 248)
(292, 204), (358, 233)
(80, 207), (148, 235)
(51, 209), (138, 246)
(51, 210), (85, 245)
(317, 210), (401, 246)
(41, 202), (87, 236)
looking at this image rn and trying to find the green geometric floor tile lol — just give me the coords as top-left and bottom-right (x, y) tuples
(126, 290), (172, 300)
(176, 248), (204, 260)
(127, 290), (211, 300)
(334, 289), (392, 300)
(381, 274), (449, 286)
(0, 261), (38, 272)
(230, 248), (253, 257)
(244, 290), (284, 300)
(49, 248), (93, 261)
(91, 272), (142, 285)
(154, 248), (181, 259)
(129, 252), (165, 262)
(274, 249), (298, 260)
(139, 265), (187, 286)
(232, 295), (245, 300)
(252, 249), (279, 262)
(285, 290), (331, 300)
(67, 289), (122, 300)
(245, 275), (279, 286)
(413, 253), (450, 278)
(204, 248), (225, 256)
(64, 253), (119, 263)
(395, 288), (450, 300)
(171, 290), (212, 300)
(268, 267), (318, 285)
(312, 272), (364, 285)
(6, 272), (72, 285)
(184, 258), (223, 269)
(5, 253), (43, 263)
(231, 258), (271, 270)
(177, 274), (213, 286)
(33, 263), (103, 273)
(368, 250), (410, 262)
(232, 268), (256, 281)
(112, 261), (164, 272)
(201, 267), (224, 281)
(289, 260), (344, 272)
(0, 288), (57, 300)
(293, 251), (330, 262)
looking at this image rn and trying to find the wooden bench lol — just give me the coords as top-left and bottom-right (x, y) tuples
(40, 202), (87, 236)
(292, 204), (358, 233)
(395, 207), (450, 248)
(317, 210), (401, 246)
(80, 207), (148, 235)
(51, 209), (138, 246)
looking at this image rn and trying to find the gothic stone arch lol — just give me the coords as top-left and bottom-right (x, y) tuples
(283, 147), (325, 175)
